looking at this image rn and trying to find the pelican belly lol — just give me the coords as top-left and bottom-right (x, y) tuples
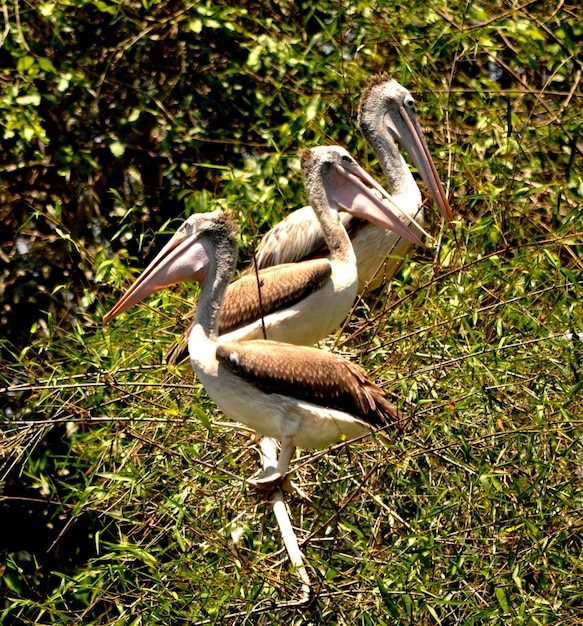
(285, 400), (372, 449)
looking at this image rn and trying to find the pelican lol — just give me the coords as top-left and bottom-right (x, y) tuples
(104, 210), (400, 481)
(249, 75), (453, 292)
(156, 146), (424, 363)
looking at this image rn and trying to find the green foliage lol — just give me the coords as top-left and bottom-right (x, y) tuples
(1, 0), (582, 624)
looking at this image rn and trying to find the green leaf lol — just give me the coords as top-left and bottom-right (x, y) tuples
(495, 586), (510, 613)
(247, 44), (262, 69)
(57, 74), (71, 92)
(17, 55), (35, 72)
(38, 57), (57, 73)
(188, 18), (202, 34)
(194, 406), (212, 431)
(376, 578), (400, 618)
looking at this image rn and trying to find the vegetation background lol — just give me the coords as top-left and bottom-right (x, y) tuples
(1, 0), (581, 623)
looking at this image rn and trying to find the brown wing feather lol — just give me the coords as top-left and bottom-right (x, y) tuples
(165, 259), (331, 365)
(219, 259), (331, 333)
(216, 341), (399, 428)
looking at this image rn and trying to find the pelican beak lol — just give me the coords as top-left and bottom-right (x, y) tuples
(104, 220), (210, 323)
(330, 160), (429, 247)
(392, 105), (453, 222)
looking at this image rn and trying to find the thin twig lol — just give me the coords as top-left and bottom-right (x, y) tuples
(0, 3), (9, 49)
(247, 218), (268, 341)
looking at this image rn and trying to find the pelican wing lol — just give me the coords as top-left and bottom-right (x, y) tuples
(248, 207), (356, 271)
(216, 341), (399, 428)
(219, 259), (332, 334)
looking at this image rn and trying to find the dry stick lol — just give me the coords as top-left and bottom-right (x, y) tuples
(247, 214), (268, 341)
(259, 437), (312, 605)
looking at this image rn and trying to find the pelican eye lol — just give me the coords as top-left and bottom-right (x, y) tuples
(404, 95), (416, 109)
(177, 223), (196, 240)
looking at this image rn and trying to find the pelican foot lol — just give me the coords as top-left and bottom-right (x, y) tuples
(249, 473), (313, 504)
(248, 468), (285, 486)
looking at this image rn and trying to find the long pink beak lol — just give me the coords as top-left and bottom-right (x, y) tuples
(329, 156), (429, 247)
(104, 221), (209, 323)
(394, 104), (453, 222)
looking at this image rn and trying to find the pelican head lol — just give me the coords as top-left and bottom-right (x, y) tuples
(104, 210), (237, 323)
(301, 145), (427, 245)
(358, 75), (453, 222)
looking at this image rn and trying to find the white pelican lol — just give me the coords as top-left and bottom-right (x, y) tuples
(104, 210), (400, 481)
(153, 146), (425, 363)
(249, 75), (453, 292)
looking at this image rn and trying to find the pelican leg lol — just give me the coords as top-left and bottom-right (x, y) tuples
(249, 437), (295, 486)
(276, 438), (295, 478)
(256, 438), (312, 603)
(271, 487), (312, 604)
